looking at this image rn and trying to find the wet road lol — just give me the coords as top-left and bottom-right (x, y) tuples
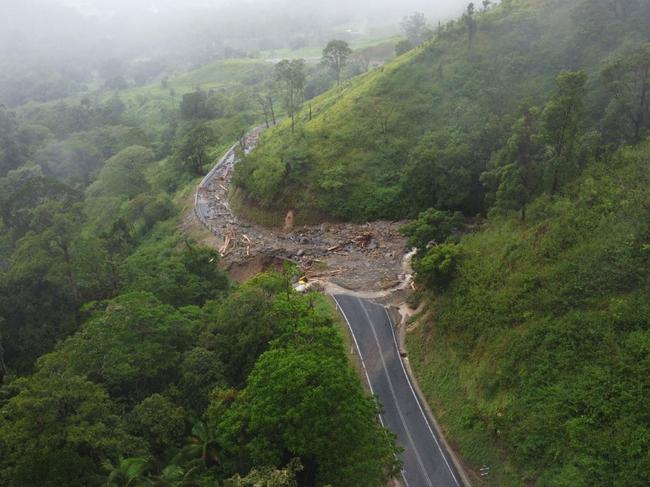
(333, 294), (462, 487)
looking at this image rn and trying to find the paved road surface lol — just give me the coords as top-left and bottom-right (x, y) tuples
(332, 294), (463, 487)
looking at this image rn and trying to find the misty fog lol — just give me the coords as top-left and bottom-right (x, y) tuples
(1, 0), (468, 61)
(0, 0), (470, 107)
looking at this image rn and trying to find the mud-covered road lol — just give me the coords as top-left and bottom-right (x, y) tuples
(192, 126), (410, 293)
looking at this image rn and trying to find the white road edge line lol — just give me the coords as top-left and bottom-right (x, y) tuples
(383, 306), (461, 487)
(358, 298), (435, 487)
(332, 295), (411, 487)
(332, 296), (377, 398)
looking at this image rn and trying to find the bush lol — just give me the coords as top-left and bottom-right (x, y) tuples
(413, 242), (463, 290)
(400, 208), (464, 251)
(395, 40), (414, 56)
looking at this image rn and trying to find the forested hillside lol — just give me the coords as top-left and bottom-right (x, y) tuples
(234, 0), (650, 223)
(0, 47), (398, 485)
(407, 141), (650, 486)
(234, 0), (650, 485)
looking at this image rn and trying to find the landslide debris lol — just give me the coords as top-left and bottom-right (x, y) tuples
(193, 130), (409, 292)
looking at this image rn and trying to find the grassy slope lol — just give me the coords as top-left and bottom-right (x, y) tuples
(18, 59), (272, 136)
(232, 48), (421, 225)
(233, 0), (650, 485)
(233, 0), (642, 224)
(261, 35), (402, 60)
(119, 59), (271, 130)
(14, 58), (272, 195)
(232, 49), (418, 224)
(407, 142), (650, 486)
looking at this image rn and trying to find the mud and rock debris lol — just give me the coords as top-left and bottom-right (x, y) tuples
(193, 127), (409, 292)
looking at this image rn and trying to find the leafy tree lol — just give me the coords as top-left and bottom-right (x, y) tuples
(401, 12), (430, 46)
(14, 208), (71, 299)
(84, 146), (155, 232)
(481, 104), (542, 219)
(321, 40), (353, 88)
(37, 136), (101, 184)
(275, 59), (306, 134)
(175, 124), (213, 175)
(42, 292), (196, 400)
(0, 199), (112, 373)
(0, 106), (24, 176)
(540, 70), (588, 193)
(179, 347), (225, 413)
(602, 44), (650, 141)
(180, 90), (212, 120)
(0, 272), (78, 374)
(463, 3), (478, 50)
(120, 240), (229, 307)
(494, 163), (528, 215)
(130, 394), (187, 455)
(402, 129), (476, 214)
(0, 166), (80, 240)
(209, 274), (288, 387)
(395, 39), (414, 56)
(15, 123), (52, 159)
(219, 339), (400, 487)
(90, 125), (148, 160)
(255, 90), (277, 128)
(413, 242), (463, 290)
(88, 145), (154, 199)
(400, 208), (464, 252)
(123, 193), (176, 239)
(481, 70), (587, 219)
(105, 93), (126, 123)
(0, 372), (143, 486)
(98, 217), (138, 295)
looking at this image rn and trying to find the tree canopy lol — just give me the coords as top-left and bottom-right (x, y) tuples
(322, 40), (353, 87)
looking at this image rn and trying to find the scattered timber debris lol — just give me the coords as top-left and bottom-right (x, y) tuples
(191, 125), (409, 292)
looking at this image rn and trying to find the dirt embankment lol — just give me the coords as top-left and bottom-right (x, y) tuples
(189, 128), (410, 294)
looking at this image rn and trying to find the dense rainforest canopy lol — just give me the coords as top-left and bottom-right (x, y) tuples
(0, 36), (398, 485)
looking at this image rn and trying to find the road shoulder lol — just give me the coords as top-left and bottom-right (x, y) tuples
(390, 306), (473, 487)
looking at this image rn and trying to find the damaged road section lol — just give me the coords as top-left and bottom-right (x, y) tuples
(193, 127), (409, 292)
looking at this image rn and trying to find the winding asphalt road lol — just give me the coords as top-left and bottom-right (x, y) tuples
(194, 129), (466, 486)
(332, 294), (463, 487)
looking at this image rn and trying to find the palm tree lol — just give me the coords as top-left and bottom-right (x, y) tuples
(103, 456), (152, 487)
(178, 421), (220, 470)
(151, 464), (200, 487)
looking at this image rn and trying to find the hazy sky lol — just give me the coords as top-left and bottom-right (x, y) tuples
(1, 0), (470, 67)
(59, 0), (467, 20)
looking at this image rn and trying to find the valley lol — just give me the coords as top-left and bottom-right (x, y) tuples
(2, 1), (650, 486)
